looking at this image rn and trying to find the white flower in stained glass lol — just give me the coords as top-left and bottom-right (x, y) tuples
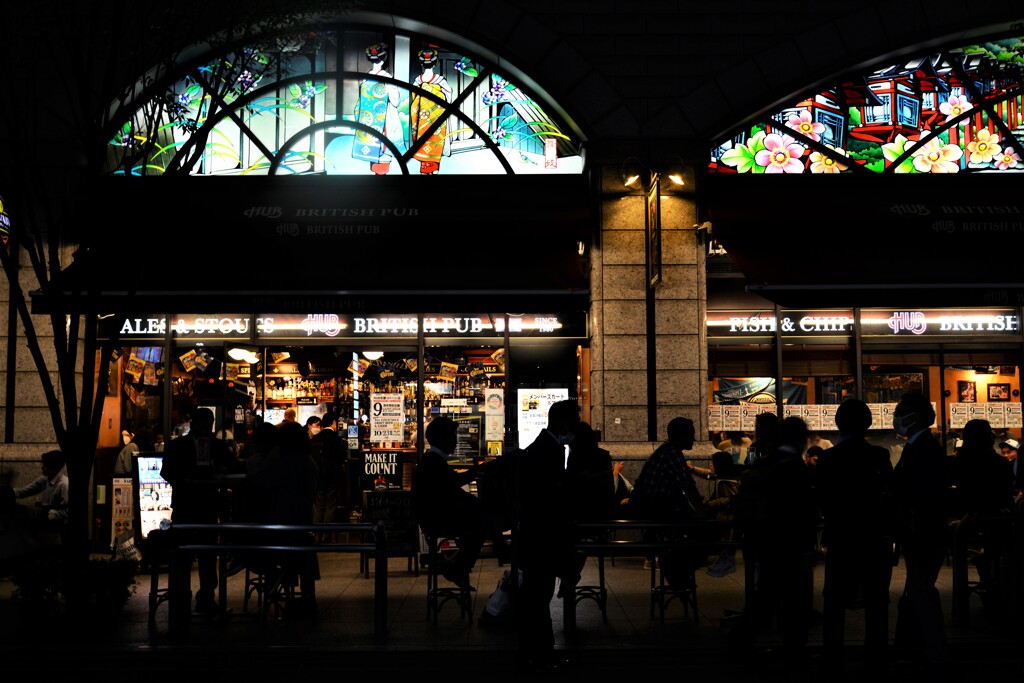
(966, 129), (1001, 164)
(911, 137), (963, 173)
(809, 145), (848, 174)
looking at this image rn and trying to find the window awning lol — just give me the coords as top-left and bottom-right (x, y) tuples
(705, 172), (1024, 309)
(31, 174), (592, 315)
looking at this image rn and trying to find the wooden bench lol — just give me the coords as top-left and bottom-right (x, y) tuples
(149, 521), (389, 640)
(566, 519), (740, 634)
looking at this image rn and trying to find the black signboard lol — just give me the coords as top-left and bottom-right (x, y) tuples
(362, 489), (418, 557)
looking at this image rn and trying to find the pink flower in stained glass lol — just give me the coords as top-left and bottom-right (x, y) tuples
(995, 149), (1020, 170)
(938, 94), (972, 122)
(966, 128), (1001, 164)
(754, 133), (805, 173)
(911, 138), (963, 173)
(786, 111), (825, 142)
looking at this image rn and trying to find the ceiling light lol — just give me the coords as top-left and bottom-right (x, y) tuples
(362, 351), (384, 361)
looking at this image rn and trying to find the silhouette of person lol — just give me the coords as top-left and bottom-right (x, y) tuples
(412, 416), (485, 591)
(160, 406), (235, 613)
(563, 421), (614, 590)
(514, 399), (581, 674)
(815, 399), (894, 675)
(310, 411), (348, 522)
(732, 415), (817, 669)
(890, 390), (949, 674)
(951, 418), (1015, 620)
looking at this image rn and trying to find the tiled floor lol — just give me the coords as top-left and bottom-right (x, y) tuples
(2, 544), (1022, 679)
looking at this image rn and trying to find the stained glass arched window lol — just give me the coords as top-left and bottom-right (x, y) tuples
(709, 36), (1024, 174)
(109, 24), (584, 176)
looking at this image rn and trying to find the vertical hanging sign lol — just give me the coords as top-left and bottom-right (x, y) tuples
(646, 177), (661, 288)
(0, 195), (10, 245)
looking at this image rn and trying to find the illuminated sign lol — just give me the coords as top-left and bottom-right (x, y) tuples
(707, 311), (854, 337)
(116, 313), (574, 340)
(861, 309), (1020, 336)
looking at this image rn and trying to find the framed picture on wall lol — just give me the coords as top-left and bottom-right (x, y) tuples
(646, 177), (661, 288)
(988, 383), (1011, 402)
(958, 380), (977, 403)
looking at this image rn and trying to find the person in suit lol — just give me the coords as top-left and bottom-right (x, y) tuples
(514, 399), (582, 674)
(160, 406), (236, 613)
(890, 390), (949, 676)
(411, 416), (485, 591)
(815, 399), (895, 676)
(310, 411), (348, 522)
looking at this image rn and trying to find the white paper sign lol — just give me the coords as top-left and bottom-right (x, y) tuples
(370, 392), (404, 443)
(517, 388), (569, 448)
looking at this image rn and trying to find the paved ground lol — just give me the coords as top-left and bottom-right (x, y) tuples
(1, 548), (1022, 681)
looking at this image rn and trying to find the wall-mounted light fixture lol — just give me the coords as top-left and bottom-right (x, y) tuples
(621, 157), (644, 187)
(620, 157), (687, 189)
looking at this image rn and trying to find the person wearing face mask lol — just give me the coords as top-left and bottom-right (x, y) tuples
(890, 390), (949, 678)
(305, 415), (322, 440)
(513, 399), (582, 675)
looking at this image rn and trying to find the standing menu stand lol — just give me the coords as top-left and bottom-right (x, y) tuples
(360, 489), (419, 578)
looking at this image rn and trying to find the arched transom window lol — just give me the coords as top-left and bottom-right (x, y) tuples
(709, 35), (1024, 174)
(110, 22), (584, 177)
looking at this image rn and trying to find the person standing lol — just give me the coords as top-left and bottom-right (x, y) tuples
(160, 407), (235, 613)
(411, 416), (485, 591)
(815, 399), (895, 676)
(731, 416), (817, 671)
(514, 399), (581, 674)
(310, 411), (348, 522)
(890, 390), (949, 676)
(305, 415), (321, 440)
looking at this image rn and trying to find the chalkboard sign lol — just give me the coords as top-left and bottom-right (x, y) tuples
(361, 489), (418, 557)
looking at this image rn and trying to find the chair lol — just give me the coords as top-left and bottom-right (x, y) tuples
(424, 533), (472, 624)
(573, 532), (608, 622)
(649, 553), (699, 623)
(951, 512), (1015, 627)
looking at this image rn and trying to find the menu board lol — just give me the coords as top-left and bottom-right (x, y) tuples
(517, 388), (568, 448)
(452, 415), (482, 463)
(111, 477), (134, 549)
(362, 489), (418, 557)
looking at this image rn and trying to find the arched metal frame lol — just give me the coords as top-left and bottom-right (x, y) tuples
(709, 33), (1024, 175)
(109, 20), (584, 177)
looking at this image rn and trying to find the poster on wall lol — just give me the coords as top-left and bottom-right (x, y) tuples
(721, 404), (741, 431)
(484, 389), (505, 441)
(820, 405), (839, 431)
(986, 403), (1006, 429)
(110, 477), (134, 549)
(708, 404), (723, 433)
(1005, 402), (1023, 428)
(967, 403), (988, 422)
(517, 388), (569, 448)
(135, 455), (172, 541)
(369, 393), (404, 443)
(802, 405), (823, 431)
(949, 403), (970, 430)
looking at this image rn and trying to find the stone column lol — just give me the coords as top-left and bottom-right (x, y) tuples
(590, 165), (714, 484)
